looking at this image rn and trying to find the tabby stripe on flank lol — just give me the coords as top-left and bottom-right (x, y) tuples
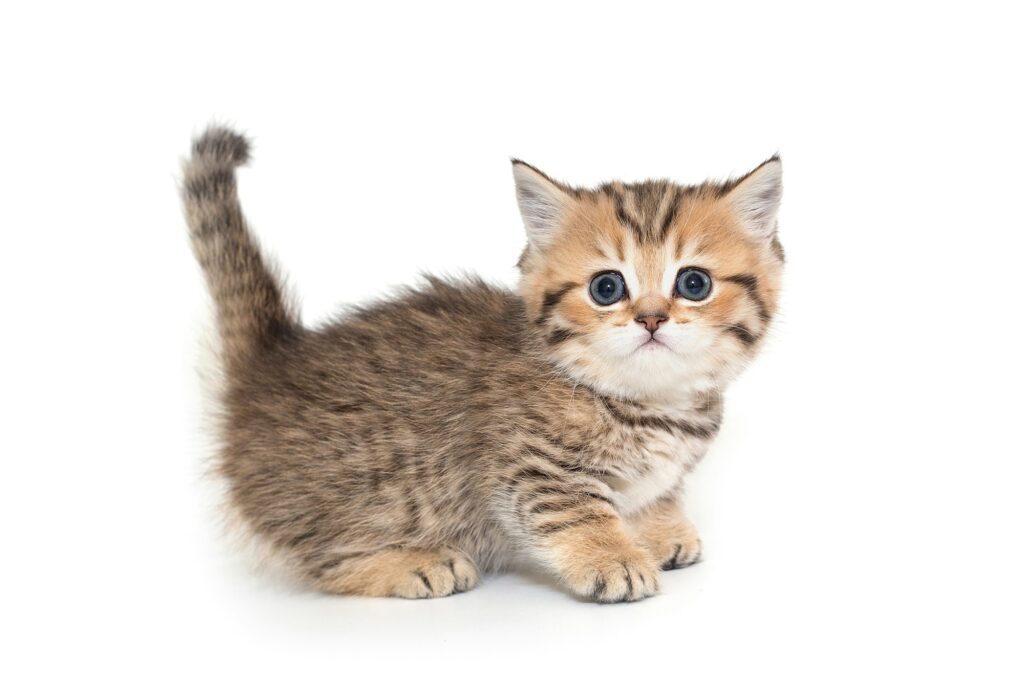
(516, 483), (578, 498)
(508, 462), (573, 483)
(521, 445), (592, 476)
(527, 491), (614, 515)
(312, 550), (372, 578)
(530, 434), (625, 477)
(536, 430), (589, 455)
(514, 484), (611, 519)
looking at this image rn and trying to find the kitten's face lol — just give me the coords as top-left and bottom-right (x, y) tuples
(514, 160), (784, 403)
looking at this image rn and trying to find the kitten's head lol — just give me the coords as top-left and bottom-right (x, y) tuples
(513, 157), (784, 403)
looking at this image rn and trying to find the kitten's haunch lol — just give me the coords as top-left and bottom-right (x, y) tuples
(182, 125), (783, 602)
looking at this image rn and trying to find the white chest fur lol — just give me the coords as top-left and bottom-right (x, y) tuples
(607, 430), (697, 517)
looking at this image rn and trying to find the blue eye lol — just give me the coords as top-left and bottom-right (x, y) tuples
(675, 268), (712, 301)
(589, 271), (627, 305)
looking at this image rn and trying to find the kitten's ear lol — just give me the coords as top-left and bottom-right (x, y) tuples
(512, 160), (573, 249)
(724, 156), (783, 240)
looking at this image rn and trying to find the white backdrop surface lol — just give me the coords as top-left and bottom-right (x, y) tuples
(1, 2), (1021, 680)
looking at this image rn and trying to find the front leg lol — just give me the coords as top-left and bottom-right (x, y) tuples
(500, 461), (660, 602)
(628, 495), (703, 570)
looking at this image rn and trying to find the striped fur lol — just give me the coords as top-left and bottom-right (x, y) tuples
(183, 125), (783, 603)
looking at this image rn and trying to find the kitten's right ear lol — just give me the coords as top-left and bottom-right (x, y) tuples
(512, 160), (573, 249)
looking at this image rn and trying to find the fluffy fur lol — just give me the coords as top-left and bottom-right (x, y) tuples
(182, 125), (783, 602)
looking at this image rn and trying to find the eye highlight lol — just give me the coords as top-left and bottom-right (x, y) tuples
(589, 271), (627, 306)
(675, 268), (712, 301)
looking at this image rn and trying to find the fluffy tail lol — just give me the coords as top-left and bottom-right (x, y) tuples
(182, 126), (296, 371)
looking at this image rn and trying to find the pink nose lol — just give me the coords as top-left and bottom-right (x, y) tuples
(635, 313), (668, 333)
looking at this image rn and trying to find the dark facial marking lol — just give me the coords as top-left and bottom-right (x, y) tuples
(723, 273), (771, 324)
(536, 283), (577, 325)
(658, 187), (681, 239)
(722, 323), (758, 346)
(610, 187), (644, 238)
(546, 328), (579, 345)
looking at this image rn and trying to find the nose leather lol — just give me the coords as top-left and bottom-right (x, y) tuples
(635, 312), (668, 333)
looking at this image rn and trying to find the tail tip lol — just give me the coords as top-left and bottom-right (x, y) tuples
(192, 125), (251, 167)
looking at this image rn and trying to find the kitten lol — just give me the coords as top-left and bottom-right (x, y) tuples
(182, 126), (783, 602)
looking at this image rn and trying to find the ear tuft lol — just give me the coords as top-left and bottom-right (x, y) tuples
(511, 160), (572, 249)
(724, 156), (783, 240)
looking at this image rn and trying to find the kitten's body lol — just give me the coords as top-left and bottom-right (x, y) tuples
(183, 127), (782, 602)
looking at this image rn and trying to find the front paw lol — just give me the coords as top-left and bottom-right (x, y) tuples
(657, 532), (702, 570)
(562, 549), (661, 603)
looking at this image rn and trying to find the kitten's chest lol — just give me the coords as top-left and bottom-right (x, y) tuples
(564, 391), (722, 516)
(603, 429), (703, 517)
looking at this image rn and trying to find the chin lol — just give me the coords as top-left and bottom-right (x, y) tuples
(555, 346), (719, 406)
(550, 323), (740, 403)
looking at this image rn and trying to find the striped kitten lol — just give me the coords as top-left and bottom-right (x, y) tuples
(183, 126), (783, 602)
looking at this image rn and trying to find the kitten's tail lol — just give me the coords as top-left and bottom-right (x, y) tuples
(181, 126), (296, 370)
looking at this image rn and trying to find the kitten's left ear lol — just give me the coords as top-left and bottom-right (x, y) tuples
(512, 160), (574, 249)
(724, 156), (783, 240)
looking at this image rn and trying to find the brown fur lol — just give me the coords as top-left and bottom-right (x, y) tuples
(182, 126), (783, 602)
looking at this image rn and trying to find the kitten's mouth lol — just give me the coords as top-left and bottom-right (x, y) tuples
(638, 337), (668, 351)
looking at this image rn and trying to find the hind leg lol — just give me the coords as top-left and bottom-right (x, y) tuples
(310, 546), (481, 598)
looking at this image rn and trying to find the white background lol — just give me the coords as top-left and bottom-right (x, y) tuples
(2, 2), (1022, 680)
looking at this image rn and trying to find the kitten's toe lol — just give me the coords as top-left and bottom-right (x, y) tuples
(393, 548), (480, 599)
(446, 552), (481, 593)
(589, 556), (660, 603)
(660, 536), (703, 570)
(563, 550), (660, 603)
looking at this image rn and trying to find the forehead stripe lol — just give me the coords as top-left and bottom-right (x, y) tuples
(607, 183), (682, 245)
(658, 187), (680, 240)
(611, 187), (644, 239)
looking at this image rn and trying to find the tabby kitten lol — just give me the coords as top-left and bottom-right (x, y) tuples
(183, 126), (783, 602)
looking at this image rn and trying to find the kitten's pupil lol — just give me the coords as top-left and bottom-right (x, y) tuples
(685, 273), (702, 293)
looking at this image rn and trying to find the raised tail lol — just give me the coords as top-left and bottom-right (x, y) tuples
(182, 126), (296, 371)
